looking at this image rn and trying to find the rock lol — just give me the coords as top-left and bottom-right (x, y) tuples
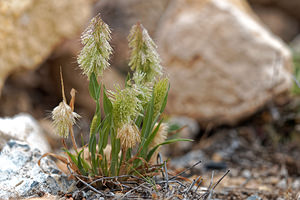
(242, 169), (252, 179)
(247, 195), (262, 200)
(276, 179), (287, 190)
(0, 140), (75, 199)
(156, 0), (292, 125)
(0, 0), (91, 95)
(292, 179), (300, 190)
(0, 113), (51, 153)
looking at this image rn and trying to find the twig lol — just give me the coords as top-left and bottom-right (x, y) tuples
(79, 175), (143, 191)
(201, 170), (230, 200)
(191, 178), (203, 199)
(66, 164), (107, 197)
(208, 171), (214, 190)
(76, 175), (107, 197)
(169, 160), (202, 180)
(69, 125), (78, 153)
(200, 171), (214, 199)
(211, 169), (230, 191)
(185, 176), (201, 194)
(164, 161), (169, 191)
(120, 182), (147, 199)
(158, 179), (186, 187)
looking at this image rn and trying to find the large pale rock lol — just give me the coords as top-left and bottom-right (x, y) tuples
(0, 0), (91, 95)
(0, 113), (51, 153)
(157, 0), (292, 125)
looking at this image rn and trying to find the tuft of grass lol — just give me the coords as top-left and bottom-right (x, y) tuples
(39, 14), (192, 188)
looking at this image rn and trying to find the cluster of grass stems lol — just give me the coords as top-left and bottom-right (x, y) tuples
(38, 14), (191, 189)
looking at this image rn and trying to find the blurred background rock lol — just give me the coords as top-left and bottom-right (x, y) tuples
(0, 0), (299, 150)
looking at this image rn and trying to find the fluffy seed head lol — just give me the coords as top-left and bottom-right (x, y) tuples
(149, 123), (168, 164)
(149, 123), (168, 150)
(51, 101), (80, 138)
(77, 14), (112, 78)
(117, 123), (141, 150)
(128, 23), (162, 82)
(111, 87), (142, 129)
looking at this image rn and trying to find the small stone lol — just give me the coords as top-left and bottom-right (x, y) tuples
(279, 165), (288, 178)
(247, 195), (262, 200)
(276, 179), (287, 190)
(292, 179), (300, 190)
(242, 170), (252, 179)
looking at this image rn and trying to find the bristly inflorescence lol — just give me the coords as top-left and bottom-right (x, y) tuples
(110, 87), (142, 130)
(128, 23), (163, 83)
(78, 14), (113, 78)
(153, 78), (169, 117)
(117, 123), (141, 150)
(51, 101), (80, 138)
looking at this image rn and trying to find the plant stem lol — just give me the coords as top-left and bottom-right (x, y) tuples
(69, 125), (78, 152)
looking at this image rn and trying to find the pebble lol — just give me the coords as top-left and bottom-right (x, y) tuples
(293, 179), (300, 190)
(276, 179), (287, 190)
(247, 195), (262, 200)
(242, 170), (252, 179)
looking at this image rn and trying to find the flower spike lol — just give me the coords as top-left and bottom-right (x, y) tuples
(78, 14), (113, 78)
(128, 23), (162, 82)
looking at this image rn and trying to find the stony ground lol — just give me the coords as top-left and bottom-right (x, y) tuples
(2, 68), (300, 199)
(168, 97), (300, 200)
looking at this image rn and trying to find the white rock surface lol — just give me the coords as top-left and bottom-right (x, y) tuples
(0, 113), (51, 153)
(157, 0), (292, 125)
(0, 140), (75, 199)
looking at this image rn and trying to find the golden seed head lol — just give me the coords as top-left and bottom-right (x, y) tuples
(51, 101), (80, 138)
(149, 123), (168, 150)
(149, 123), (168, 164)
(117, 123), (141, 150)
(103, 144), (112, 161)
